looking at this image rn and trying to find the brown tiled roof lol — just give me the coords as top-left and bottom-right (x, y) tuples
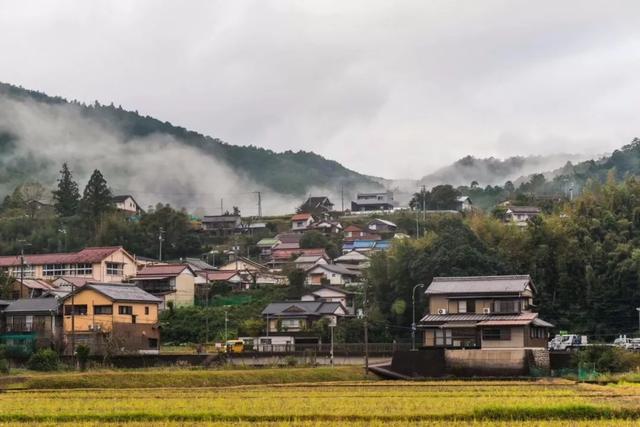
(271, 248), (326, 260)
(344, 225), (364, 232)
(205, 271), (241, 282)
(137, 264), (192, 277)
(15, 279), (55, 290)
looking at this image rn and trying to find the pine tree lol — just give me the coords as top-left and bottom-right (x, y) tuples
(52, 163), (80, 217)
(81, 169), (113, 223)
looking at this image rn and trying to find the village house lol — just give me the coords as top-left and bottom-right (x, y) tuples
(505, 206), (542, 226)
(261, 299), (350, 347)
(312, 220), (343, 235)
(456, 196), (473, 212)
(10, 279), (56, 300)
(269, 248), (326, 268)
(298, 196), (334, 216)
(218, 256), (270, 287)
(1, 298), (62, 351)
(343, 224), (381, 242)
(419, 275), (553, 350)
(0, 246), (138, 283)
(112, 195), (144, 215)
(293, 253), (329, 271)
(351, 191), (395, 212)
(334, 250), (371, 272)
(133, 264), (200, 308)
(367, 218), (398, 233)
(291, 213), (315, 232)
(301, 285), (356, 315)
(200, 270), (245, 294)
(61, 283), (161, 355)
(201, 214), (242, 236)
(305, 263), (359, 286)
(256, 237), (280, 259)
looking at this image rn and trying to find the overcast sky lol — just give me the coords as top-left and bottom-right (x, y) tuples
(1, 1), (639, 179)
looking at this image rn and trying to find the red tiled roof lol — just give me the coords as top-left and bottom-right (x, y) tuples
(271, 248), (327, 260)
(137, 264), (190, 277)
(291, 213), (312, 221)
(0, 246), (125, 267)
(344, 225), (364, 232)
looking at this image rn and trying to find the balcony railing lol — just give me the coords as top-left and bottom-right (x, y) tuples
(5, 320), (48, 333)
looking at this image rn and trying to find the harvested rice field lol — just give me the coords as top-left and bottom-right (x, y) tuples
(1, 368), (640, 425)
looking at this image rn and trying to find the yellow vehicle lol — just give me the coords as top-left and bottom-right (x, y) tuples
(224, 340), (244, 353)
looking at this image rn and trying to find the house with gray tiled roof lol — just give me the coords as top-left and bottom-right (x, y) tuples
(419, 275), (553, 350)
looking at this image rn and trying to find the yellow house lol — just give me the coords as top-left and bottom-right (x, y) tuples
(62, 282), (161, 355)
(133, 264), (200, 307)
(0, 246), (138, 283)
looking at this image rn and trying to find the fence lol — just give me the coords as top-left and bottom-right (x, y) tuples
(160, 342), (410, 357)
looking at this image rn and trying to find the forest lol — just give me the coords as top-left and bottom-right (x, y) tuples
(370, 174), (640, 340)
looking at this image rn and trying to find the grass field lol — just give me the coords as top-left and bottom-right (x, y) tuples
(2, 367), (640, 425)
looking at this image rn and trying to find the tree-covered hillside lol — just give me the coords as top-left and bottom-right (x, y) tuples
(0, 82), (381, 198)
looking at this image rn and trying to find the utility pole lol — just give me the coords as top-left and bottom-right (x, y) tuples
(412, 283), (425, 351)
(363, 279), (369, 377)
(17, 240), (30, 298)
(158, 227), (164, 261)
(636, 308), (640, 335)
(220, 198), (223, 215)
(253, 191), (262, 218)
(341, 184), (344, 212)
(421, 185), (426, 222)
(71, 281), (76, 362)
(224, 310), (229, 342)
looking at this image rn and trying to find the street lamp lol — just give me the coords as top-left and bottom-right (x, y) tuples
(412, 283), (425, 351)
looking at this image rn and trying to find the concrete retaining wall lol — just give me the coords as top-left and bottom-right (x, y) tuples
(445, 349), (528, 376)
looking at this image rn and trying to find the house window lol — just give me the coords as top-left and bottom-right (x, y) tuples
(482, 328), (511, 341)
(94, 305), (113, 315)
(148, 338), (158, 349)
(493, 300), (519, 313)
(530, 327), (546, 339)
(144, 306), (150, 315)
(118, 305), (133, 315)
(458, 301), (467, 313)
(43, 264), (69, 276)
(15, 265), (35, 278)
(74, 263), (93, 276)
(281, 319), (301, 330)
(64, 304), (88, 315)
(106, 263), (124, 276)
(435, 329), (453, 346)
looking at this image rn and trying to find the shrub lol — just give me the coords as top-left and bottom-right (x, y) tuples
(76, 345), (91, 371)
(27, 349), (59, 372)
(0, 358), (9, 374)
(285, 355), (298, 367)
(573, 345), (640, 373)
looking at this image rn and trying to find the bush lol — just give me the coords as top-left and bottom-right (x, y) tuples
(27, 349), (59, 372)
(285, 355), (298, 367)
(0, 358), (9, 374)
(76, 345), (91, 371)
(573, 345), (640, 373)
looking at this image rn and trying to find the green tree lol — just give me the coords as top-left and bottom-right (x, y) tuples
(287, 268), (307, 298)
(81, 169), (113, 225)
(52, 163), (80, 217)
(300, 230), (328, 249)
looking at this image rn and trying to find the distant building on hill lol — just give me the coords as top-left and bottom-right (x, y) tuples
(112, 195), (144, 215)
(298, 196), (334, 216)
(351, 192), (395, 212)
(201, 214), (242, 236)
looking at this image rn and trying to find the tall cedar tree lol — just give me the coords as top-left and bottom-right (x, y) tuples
(81, 169), (113, 223)
(52, 163), (80, 217)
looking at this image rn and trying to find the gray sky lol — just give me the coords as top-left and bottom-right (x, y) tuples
(1, 1), (639, 179)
